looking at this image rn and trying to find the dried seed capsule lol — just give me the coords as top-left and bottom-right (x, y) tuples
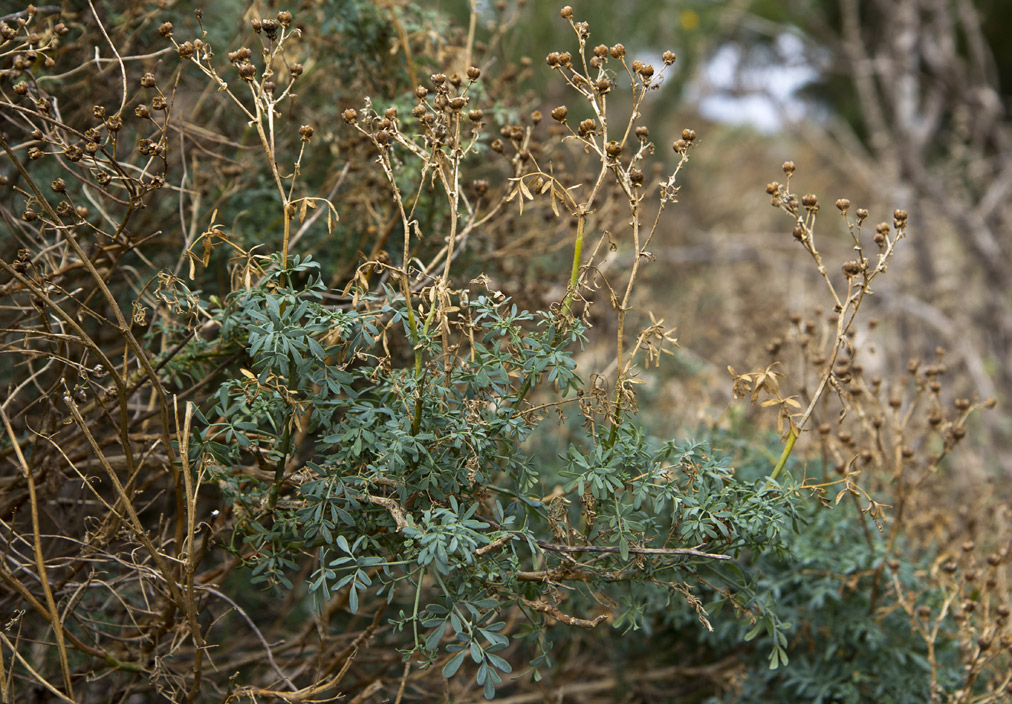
(606, 140), (622, 157)
(468, 109), (483, 122)
(662, 50), (676, 65)
(159, 21), (174, 37)
(610, 43), (625, 58)
(298, 124), (314, 141)
(560, 6), (573, 19)
(551, 106), (568, 122)
(277, 10), (293, 27)
(835, 198), (850, 212)
(466, 66), (481, 80)
(290, 63), (303, 78)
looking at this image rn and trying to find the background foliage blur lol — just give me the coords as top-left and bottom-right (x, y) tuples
(1, 0), (1010, 702)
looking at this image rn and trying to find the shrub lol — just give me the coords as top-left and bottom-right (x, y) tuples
(0, 3), (1005, 703)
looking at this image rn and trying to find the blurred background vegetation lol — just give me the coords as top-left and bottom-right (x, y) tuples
(2, 0), (1011, 701)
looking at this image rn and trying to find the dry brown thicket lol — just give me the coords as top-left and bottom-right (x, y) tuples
(0, 2), (1010, 703)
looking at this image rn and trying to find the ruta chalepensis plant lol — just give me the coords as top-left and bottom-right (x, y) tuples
(1, 2), (1004, 703)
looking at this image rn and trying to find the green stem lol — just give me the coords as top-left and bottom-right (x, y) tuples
(412, 567), (425, 650)
(268, 418), (293, 510)
(400, 278), (425, 436)
(560, 213), (586, 319)
(770, 429), (797, 481)
(514, 213), (587, 410)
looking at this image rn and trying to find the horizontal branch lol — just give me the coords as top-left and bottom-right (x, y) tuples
(479, 517), (732, 561)
(521, 597), (608, 629)
(536, 540), (731, 561)
(364, 494), (409, 532)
